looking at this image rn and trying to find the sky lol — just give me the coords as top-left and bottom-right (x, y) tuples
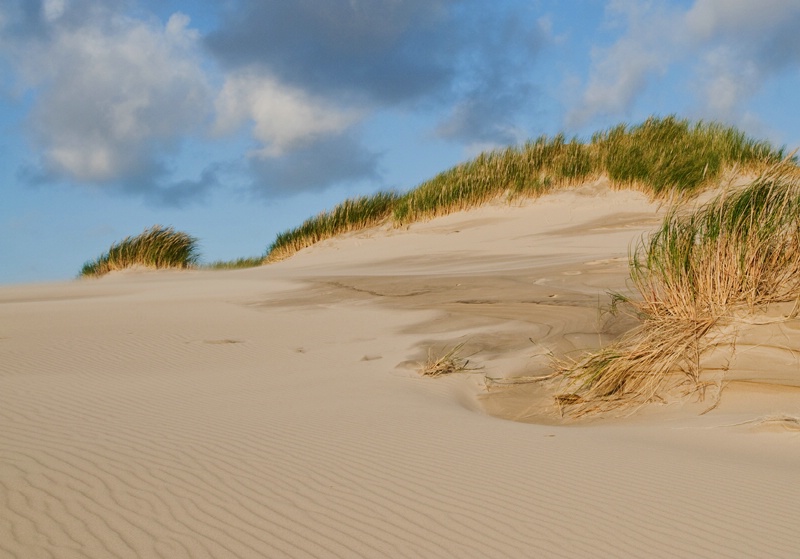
(2, 0), (800, 285)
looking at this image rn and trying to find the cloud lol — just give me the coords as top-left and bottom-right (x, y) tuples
(686, 0), (800, 48)
(135, 166), (220, 208)
(566, 1), (679, 127)
(1, 1), (213, 201)
(213, 69), (361, 157)
(208, 0), (549, 152)
(685, 0), (800, 119)
(2, 1), (552, 203)
(206, 0), (457, 105)
(201, 0), (552, 194)
(568, 0), (800, 128)
(211, 68), (378, 196)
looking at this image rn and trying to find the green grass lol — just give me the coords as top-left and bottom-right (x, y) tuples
(591, 116), (781, 195)
(266, 191), (400, 262)
(393, 134), (592, 224)
(202, 256), (265, 270)
(558, 162), (800, 416)
(264, 116), (788, 262)
(80, 225), (200, 277)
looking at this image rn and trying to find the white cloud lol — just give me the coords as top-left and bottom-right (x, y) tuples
(568, 39), (666, 127)
(42, 0), (67, 22)
(568, 0), (800, 128)
(213, 69), (361, 158)
(684, 0), (800, 121)
(685, 0), (800, 41)
(695, 46), (760, 116)
(566, 2), (679, 127)
(9, 8), (210, 184)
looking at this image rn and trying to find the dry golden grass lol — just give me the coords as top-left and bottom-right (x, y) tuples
(419, 343), (482, 377)
(557, 161), (800, 417)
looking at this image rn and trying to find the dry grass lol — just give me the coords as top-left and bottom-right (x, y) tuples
(419, 342), (482, 377)
(557, 161), (800, 416)
(556, 317), (720, 416)
(728, 414), (800, 431)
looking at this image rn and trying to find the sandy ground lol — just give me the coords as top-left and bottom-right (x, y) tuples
(2, 183), (800, 558)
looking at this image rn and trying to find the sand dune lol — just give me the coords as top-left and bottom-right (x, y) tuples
(2, 184), (800, 558)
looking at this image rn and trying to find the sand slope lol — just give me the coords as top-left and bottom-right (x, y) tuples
(2, 184), (800, 558)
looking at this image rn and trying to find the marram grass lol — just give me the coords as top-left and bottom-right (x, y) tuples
(591, 116), (780, 195)
(557, 162), (800, 416)
(202, 256), (265, 270)
(266, 191), (400, 262)
(393, 134), (592, 224)
(80, 225), (200, 277)
(265, 116), (788, 262)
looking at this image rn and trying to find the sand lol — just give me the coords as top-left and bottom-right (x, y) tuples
(2, 183), (799, 558)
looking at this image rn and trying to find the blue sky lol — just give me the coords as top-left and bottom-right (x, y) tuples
(2, 0), (800, 284)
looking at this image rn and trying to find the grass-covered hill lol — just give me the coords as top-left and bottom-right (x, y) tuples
(264, 115), (787, 262)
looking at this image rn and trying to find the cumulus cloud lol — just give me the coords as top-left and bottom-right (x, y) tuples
(207, 0), (549, 154)
(1, 1), (553, 202)
(1, 0), (212, 202)
(210, 66), (377, 196)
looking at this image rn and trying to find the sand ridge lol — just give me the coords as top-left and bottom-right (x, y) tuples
(2, 185), (800, 558)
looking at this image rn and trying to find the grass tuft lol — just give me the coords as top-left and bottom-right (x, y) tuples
(558, 161), (800, 416)
(419, 342), (482, 377)
(80, 225), (200, 278)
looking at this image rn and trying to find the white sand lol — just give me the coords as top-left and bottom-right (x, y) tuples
(2, 183), (799, 558)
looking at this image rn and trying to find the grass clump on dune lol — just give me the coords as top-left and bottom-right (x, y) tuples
(557, 162), (800, 416)
(80, 225), (200, 277)
(265, 191), (400, 262)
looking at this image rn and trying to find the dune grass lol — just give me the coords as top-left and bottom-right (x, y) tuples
(419, 342), (482, 377)
(80, 225), (200, 277)
(264, 116), (788, 262)
(557, 162), (800, 416)
(393, 134), (592, 224)
(591, 117), (780, 196)
(265, 191), (400, 262)
(202, 256), (265, 270)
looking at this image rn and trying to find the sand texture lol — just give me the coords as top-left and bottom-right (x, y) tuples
(2, 184), (800, 558)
